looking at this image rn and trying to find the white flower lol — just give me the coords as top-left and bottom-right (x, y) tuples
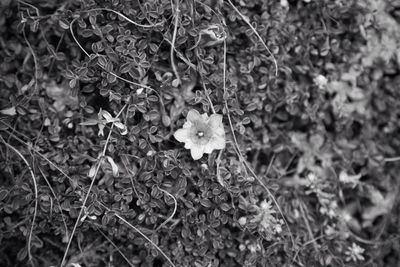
(339, 171), (362, 188)
(324, 225), (336, 236)
(274, 223), (282, 234)
(314, 74), (328, 89)
(345, 243), (365, 262)
(238, 217), (247, 226)
(252, 200), (279, 234)
(247, 242), (261, 253)
(174, 109), (225, 160)
(80, 108), (127, 136)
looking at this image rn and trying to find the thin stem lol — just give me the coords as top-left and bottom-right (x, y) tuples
(18, 0), (40, 16)
(384, 156), (400, 162)
(1, 125), (174, 267)
(49, 32), (65, 75)
(170, 0), (181, 85)
(225, 0), (278, 76)
(20, 29), (39, 106)
(38, 167), (69, 241)
(298, 201), (318, 253)
(60, 158), (103, 267)
(155, 186), (178, 232)
(86, 8), (164, 28)
(60, 104), (127, 267)
(69, 16), (164, 104)
(113, 213), (176, 267)
(222, 40), (295, 248)
(0, 136), (38, 266)
(202, 81), (216, 114)
(96, 227), (135, 267)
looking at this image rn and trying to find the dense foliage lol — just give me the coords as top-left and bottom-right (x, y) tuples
(1, 0), (400, 266)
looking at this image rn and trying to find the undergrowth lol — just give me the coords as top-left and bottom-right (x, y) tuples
(1, 0), (400, 266)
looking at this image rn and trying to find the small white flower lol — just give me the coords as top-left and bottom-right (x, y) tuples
(260, 200), (274, 212)
(345, 243), (365, 262)
(324, 225), (336, 236)
(339, 171), (362, 188)
(314, 74), (328, 89)
(274, 223), (282, 234)
(238, 217), (247, 226)
(174, 109), (226, 160)
(307, 172), (317, 183)
(201, 163), (209, 170)
(247, 242), (261, 253)
(80, 108), (128, 136)
(251, 200), (279, 234)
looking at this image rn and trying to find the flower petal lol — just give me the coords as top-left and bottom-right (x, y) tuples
(209, 114), (223, 128)
(208, 114), (225, 139)
(182, 121), (192, 129)
(204, 135), (226, 153)
(101, 110), (114, 122)
(174, 128), (190, 142)
(214, 125), (225, 138)
(184, 141), (192, 149)
(186, 109), (202, 123)
(190, 145), (205, 160)
(204, 145), (213, 154)
(106, 156), (119, 177)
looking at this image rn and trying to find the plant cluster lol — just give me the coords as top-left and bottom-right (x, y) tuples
(1, 0), (400, 266)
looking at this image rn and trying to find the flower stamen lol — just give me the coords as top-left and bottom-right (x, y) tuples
(197, 131), (204, 137)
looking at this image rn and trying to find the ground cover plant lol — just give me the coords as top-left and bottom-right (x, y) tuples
(1, 0), (400, 266)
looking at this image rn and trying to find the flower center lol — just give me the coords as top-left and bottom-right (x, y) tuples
(197, 131), (204, 137)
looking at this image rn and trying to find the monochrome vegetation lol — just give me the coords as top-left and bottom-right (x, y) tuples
(1, 0), (400, 266)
